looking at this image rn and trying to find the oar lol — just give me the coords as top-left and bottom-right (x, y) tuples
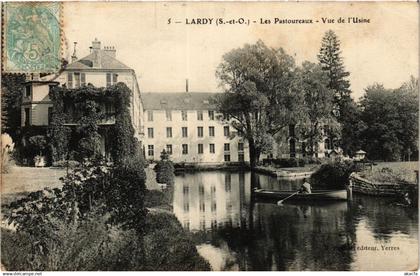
(277, 191), (300, 206)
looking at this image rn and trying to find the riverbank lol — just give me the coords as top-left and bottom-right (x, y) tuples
(350, 173), (416, 196)
(1, 165), (209, 271)
(173, 162), (251, 173)
(255, 165), (319, 178)
(1, 186), (209, 271)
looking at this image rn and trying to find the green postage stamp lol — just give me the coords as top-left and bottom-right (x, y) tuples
(2, 2), (62, 73)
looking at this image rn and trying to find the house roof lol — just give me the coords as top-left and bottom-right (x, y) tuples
(66, 50), (131, 71)
(142, 92), (221, 110)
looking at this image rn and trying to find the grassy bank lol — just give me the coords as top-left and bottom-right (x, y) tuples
(1, 166), (66, 194)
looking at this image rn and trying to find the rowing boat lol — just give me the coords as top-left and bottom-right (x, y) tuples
(253, 189), (348, 201)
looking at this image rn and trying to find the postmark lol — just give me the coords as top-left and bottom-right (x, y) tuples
(2, 2), (62, 73)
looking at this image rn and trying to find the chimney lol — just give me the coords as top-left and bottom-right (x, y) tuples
(71, 42), (78, 62)
(186, 79), (189, 93)
(91, 38), (101, 68)
(104, 46), (116, 58)
(92, 38), (101, 51)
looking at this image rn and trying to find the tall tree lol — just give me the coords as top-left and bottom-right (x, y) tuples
(359, 79), (419, 161)
(297, 62), (336, 156)
(214, 40), (304, 168)
(1, 74), (26, 139)
(318, 30), (351, 119)
(339, 99), (363, 156)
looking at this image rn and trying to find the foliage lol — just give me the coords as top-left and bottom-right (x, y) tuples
(143, 212), (210, 271)
(1, 216), (141, 271)
(339, 99), (363, 156)
(3, 155), (147, 250)
(296, 61), (337, 156)
(106, 155), (148, 235)
(28, 135), (47, 155)
(310, 160), (362, 188)
(48, 83), (139, 163)
(263, 157), (306, 168)
(318, 30), (351, 120)
(144, 189), (172, 210)
(2, 211), (210, 271)
(52, 160), (80, 168)
(154, 150), (175, 185)
(358, 79), (419, 161)
(108, 83), (139, 163)
(214, 40), (304, 167)
(1, 73), (25, 139)
(1, 144), (14, 173)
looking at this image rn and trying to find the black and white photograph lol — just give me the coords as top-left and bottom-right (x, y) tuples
(0, 1), (419, 273)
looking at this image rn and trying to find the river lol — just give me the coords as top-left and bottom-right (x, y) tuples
(172, 171), (418, 271)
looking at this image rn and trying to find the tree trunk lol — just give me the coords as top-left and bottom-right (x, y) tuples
(248, 139), (258, 169)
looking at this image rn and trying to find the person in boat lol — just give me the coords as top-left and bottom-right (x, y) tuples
(299, 178), (312, 194)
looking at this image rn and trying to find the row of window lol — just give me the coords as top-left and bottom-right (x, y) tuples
(67, 72), (118, 88)
(182, 219), (235, 230)
(147, 110), (221, 122)
(147, 126), (231, 138)
(147, 143), (245, 160)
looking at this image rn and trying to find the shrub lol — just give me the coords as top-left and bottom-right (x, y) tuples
(310, 160), (362, 188)
(155, 150), (175, 184)
(143, 212), (210, 271)
(304, 156), (323, 164)
(155, 161), (174, 183)
(1, 216), (146, 271)
(263, 157), (307, 168)
(28, 135), (47, 156)
(1, 145), (14, 173)
(52, 160), (80, 168)
(144, 189), (172, 211)
(107, 155), (148, 235)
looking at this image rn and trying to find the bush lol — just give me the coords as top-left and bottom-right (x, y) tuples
(1, 146), (14, 173)
(143, 212), (210, 271)
(155, 161), (175, 184)
(263, 157), (307, 168)
(107, 155), (148, 234)
(304, 156), (323, 164)
(310, 160), (362, 188)
(52, 160), (80, 168)
(1, 216), (146, 271)
(155, 150), (175, 184)
(1, 211), (210, 271)
(144, 189), (172, 210)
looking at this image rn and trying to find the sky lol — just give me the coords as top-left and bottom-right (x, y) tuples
(63, 2), (419, 101)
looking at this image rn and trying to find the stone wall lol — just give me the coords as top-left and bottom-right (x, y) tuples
(350, 173), (417, 197)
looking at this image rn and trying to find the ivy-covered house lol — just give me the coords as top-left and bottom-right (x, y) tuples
(20, 39), (144, 164)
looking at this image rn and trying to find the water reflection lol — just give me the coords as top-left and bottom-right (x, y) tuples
(173, 171), (418, 271)
(173, 172), (251, 231)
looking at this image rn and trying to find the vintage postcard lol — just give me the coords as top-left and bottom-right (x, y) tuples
(1, 1), (418, 273)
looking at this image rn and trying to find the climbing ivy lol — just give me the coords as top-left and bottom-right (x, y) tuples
(48, 83), (140, 163)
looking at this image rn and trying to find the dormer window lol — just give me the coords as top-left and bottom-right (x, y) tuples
(25, 85), (31, 98)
